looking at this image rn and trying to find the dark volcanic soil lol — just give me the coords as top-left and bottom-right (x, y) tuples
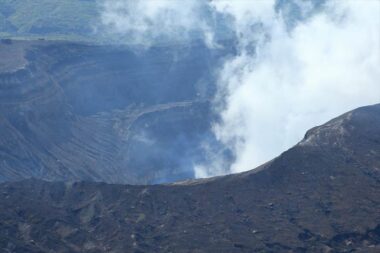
(0, 104), (379, 252)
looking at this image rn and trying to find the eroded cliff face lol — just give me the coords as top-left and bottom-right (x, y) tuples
(0, 39), (229, 184)
(0, 104), (379, 253)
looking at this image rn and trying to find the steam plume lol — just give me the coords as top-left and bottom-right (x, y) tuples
(100, 0), (380, 177)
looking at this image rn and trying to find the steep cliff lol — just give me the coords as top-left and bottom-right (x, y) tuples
(0, 39), (228, 184)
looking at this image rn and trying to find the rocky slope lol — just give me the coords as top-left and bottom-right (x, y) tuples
(0, 104), (379, 252)
(0, 39), (229, 184)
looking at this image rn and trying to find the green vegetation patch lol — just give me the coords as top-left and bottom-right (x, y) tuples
(0, 0), (100, 42)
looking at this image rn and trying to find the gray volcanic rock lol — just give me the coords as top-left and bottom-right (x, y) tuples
(0, 39), (230, 184)
(0, 104), (379, 252)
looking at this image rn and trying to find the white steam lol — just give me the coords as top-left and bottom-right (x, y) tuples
(100, 0), (380, 177)
(100, 0), (215, 46)
(212, 0), (380, 174)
